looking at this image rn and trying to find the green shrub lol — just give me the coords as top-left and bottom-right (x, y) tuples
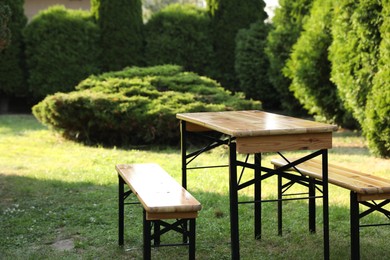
(91, 0), (144, 71)
(363, 2), (390, 158)
(265, 0), (313, 115)
(235, 21), (278, 109)
(23, 6), (100, 99)
(206, 0), (268, 91)
(330, 0), (387, 157)
(144, 4), (213, 76)
(0, 0), (27, 97)
(284, 0), (356, 128)
(0, 4), (11, 50)
(329, 0), (383, 125)
(32, 65), (261, 146)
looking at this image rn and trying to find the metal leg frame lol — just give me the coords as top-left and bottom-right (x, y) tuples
(277, 172), (321, 235)
(119, 175), (134, 246)
(143, 212), (196, 260)
(350, 191), (390, 260)
(274, 150), (329, 259)
(181, 120), (330, 259)
(119, 173), (196, 259)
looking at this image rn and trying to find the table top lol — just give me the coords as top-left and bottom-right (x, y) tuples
(177, 110), (338, 137)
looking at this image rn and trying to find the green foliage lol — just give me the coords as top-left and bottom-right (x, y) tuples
(329, 0), (383, 125)
(0, 3), (11, 50)
(265, 0), (313, 115)
(330, 0), (387, 157)
(0, 0), (27, 96)
(206, 0), (268, 91)
(284, 0), (355, 127)
(91, 0), (144, 71)
(2, 114), (389, 259)
(142, 0), (204, 21)
(364, 1), (390, 158)
(32, 65), (261, 146)
(144, 4), (213, 76)
(235, 21), (278, 109)
(23, 6), (100, 99)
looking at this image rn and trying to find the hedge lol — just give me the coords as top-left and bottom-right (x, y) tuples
(23, 6), (100, 99)
(144, 4), (213, 76)
(32, 65), (261, 146)
(0, 0), (27, 97)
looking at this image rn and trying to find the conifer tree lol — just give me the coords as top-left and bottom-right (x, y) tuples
(265, 0), (313, 115)
(0, 0), (27, 99)
(91, 0), (144, 71)
(206, 0), (267, 91)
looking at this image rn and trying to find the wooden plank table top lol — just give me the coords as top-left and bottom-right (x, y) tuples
(177, 110), (338, 153)
(177, 110), (338, 137)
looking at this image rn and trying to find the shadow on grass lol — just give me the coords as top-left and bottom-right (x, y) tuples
(1, 174), (389, 260)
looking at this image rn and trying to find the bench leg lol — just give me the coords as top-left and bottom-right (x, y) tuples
(143, 210), (152, 260)
(189, 218), (196, 260)
(118, 175), (125, 246)
(350, 191), (360, 260)
(255, 153), (262, 239)
(154, 221), (161, 246)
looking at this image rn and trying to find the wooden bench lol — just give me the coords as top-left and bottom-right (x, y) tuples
(271, 158), (390, 259)
(116, 163), (202, 260)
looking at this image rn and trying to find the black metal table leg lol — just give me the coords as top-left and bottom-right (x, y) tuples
(322, 150), (329, 260)
(181, 120), (187, 189)
(118, 175), (125, 246)
(229, 140), (240, 259)
(189, 219), (196, 260)
(180, 120), (189, 244)
(277, 174), (283, 236)
(350, 191), (360, 260)
(254, 153), (262, 239)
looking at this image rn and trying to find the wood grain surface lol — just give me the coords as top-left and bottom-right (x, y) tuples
(177, 111), (338, 137)
(116, 163), (201, 220)
(271, 158), (390, 201)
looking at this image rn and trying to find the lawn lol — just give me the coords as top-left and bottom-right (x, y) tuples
(0, 114), (389, 259)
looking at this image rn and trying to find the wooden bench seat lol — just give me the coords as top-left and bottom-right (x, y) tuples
(271, 158), (390, 259)
(116, 163), (202, 260)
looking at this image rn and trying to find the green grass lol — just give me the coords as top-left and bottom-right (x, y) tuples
(0, 114), (389, 259)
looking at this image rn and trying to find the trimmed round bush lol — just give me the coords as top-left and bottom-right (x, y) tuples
(24, 6), (100, 99)
(32, 65), (261, 146)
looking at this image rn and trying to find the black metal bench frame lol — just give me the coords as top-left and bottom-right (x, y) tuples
(118, 175), (197, 260)
(273, 159), (390, 260)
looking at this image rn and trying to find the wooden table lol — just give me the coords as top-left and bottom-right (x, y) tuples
(177, 110), (338, 259)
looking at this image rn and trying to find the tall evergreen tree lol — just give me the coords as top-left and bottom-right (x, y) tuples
(329, 0), (383, 125)
(0, 3), (11, 50)
(91, 0), (144, 72)
(206, 0), (267, 91)
(285, 0), (355, 127)
(0, 0), (27, 100)
(265, 0), (313, 115)
(235, 21), (278, 109)
(330, 0), (387, 157)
